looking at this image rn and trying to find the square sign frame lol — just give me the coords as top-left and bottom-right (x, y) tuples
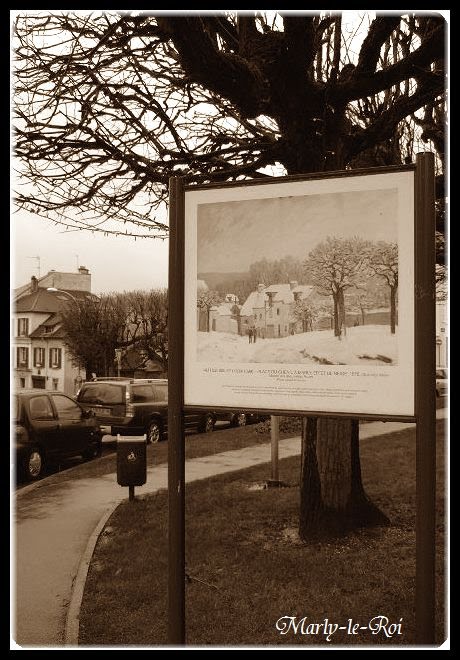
(183, 165), (415, 420)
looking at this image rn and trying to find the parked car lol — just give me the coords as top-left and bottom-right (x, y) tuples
(213, 410), (268, 427)
(76, 378), (217, 443)
(76, 378), (266, 442)
(14, 390), (102, 482)
(436, 368), (448, 397)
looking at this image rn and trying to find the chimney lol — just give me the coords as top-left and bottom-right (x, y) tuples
(289, 281), (298, 290)
(31, 276), (38, 293)
(78, 266), (89, 275)
(257, 283), (265, 293)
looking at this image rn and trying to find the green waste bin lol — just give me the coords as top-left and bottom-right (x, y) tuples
(117, 435), (147, 487)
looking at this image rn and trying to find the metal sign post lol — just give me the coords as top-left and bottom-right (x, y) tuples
(270, 415), (280, 483)
(168, 176), (186, 645)
(414, 152), (437, 645)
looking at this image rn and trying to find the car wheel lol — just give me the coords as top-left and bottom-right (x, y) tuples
(82, 440), (102, 461)
(231, 413), (247, 427)
(200, 414), (215, 434)
(147, 420), (162, 444)
(24, 447), (44, 481)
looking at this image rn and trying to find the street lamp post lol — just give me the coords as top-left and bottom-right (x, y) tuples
(46, 287), (79, 304)
(47, 287), (82, 386)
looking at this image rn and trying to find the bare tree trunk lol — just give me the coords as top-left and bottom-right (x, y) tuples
(390, 285), (397, 334)
(299, 417), (389, 540)
(333, 293), (340, 337)
(338, 288), (346, 338)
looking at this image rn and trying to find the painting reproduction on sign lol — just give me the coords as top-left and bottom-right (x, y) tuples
(184, 170), (414, 417)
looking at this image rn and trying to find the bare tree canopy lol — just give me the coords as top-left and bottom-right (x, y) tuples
(61, 289), (168, 375)
(13, 11), (445, 243)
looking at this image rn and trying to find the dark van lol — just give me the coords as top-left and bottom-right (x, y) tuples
(76, 378), (215, 443)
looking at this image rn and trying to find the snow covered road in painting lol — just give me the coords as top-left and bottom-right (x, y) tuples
(197, 325), (398, 366)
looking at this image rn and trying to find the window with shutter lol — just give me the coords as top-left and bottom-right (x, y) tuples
(18, 318), (29, 337)
(34, 347), (45, 367)
(17, 347), (29, 367)
(49, 347), (62, 368)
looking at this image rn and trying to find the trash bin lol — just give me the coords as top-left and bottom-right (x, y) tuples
(117, 435), (147, 487)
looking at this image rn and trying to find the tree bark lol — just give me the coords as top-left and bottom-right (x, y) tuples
(338, 288), (346, 337)
(390, 285), (397, 334)
(332, 292), (340, 337)
(299, 417), (390, 540)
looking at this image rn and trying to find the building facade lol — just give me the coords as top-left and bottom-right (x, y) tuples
(240, 282), (314, 338)
(13, 268), (92, 395)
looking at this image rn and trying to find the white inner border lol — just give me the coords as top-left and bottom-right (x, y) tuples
(184, 171), (414, 417)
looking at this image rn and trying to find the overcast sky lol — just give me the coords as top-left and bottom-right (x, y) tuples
(11, 10), (380, 296)
(197, 188), (398, 273)
(12, 210), (169, 294)
(13, 186), (398, 292)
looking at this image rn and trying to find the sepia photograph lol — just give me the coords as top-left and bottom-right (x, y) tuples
(11, 10), (448, 652)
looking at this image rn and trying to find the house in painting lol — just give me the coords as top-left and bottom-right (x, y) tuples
(240, 281), (314, 339)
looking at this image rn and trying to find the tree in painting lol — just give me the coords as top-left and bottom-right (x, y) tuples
(197, 290), (221, 332)
(304, 236), (370, 339)
(366, 241), (399, 334)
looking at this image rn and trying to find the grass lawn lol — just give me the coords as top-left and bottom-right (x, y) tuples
(78, 419), (447, 647)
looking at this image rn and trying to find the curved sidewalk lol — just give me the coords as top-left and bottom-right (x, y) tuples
(13, 411), (446, 648)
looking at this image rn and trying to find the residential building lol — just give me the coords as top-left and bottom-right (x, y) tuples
(12, 268), (93, 395)
(240, 281), (314, 338)
(208, 301), (241, 334)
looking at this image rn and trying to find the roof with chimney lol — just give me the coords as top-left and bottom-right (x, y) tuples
(240, 283), (314, 317)
(240, 288), (267, 316)
(14, 267), (91, 300)
(14, 288), (93, 313)
(265, 283), (314, 303)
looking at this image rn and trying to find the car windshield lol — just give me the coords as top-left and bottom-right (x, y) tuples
(78, 383), (124, 405)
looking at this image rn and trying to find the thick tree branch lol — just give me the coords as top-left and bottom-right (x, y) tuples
(333, 23), (444, 103)
(156, 16), (267, 117)
(355, 15), (402, 74)
(346, 77), (445, 160)
(282, 16), (316, 73)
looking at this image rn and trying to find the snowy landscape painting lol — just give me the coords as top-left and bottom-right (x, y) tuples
(196, 187), (399, 367)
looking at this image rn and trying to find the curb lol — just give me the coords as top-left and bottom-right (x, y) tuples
(64, 505), (118, 646)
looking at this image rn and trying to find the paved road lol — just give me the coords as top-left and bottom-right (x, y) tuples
(13, 409), (447, 648)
